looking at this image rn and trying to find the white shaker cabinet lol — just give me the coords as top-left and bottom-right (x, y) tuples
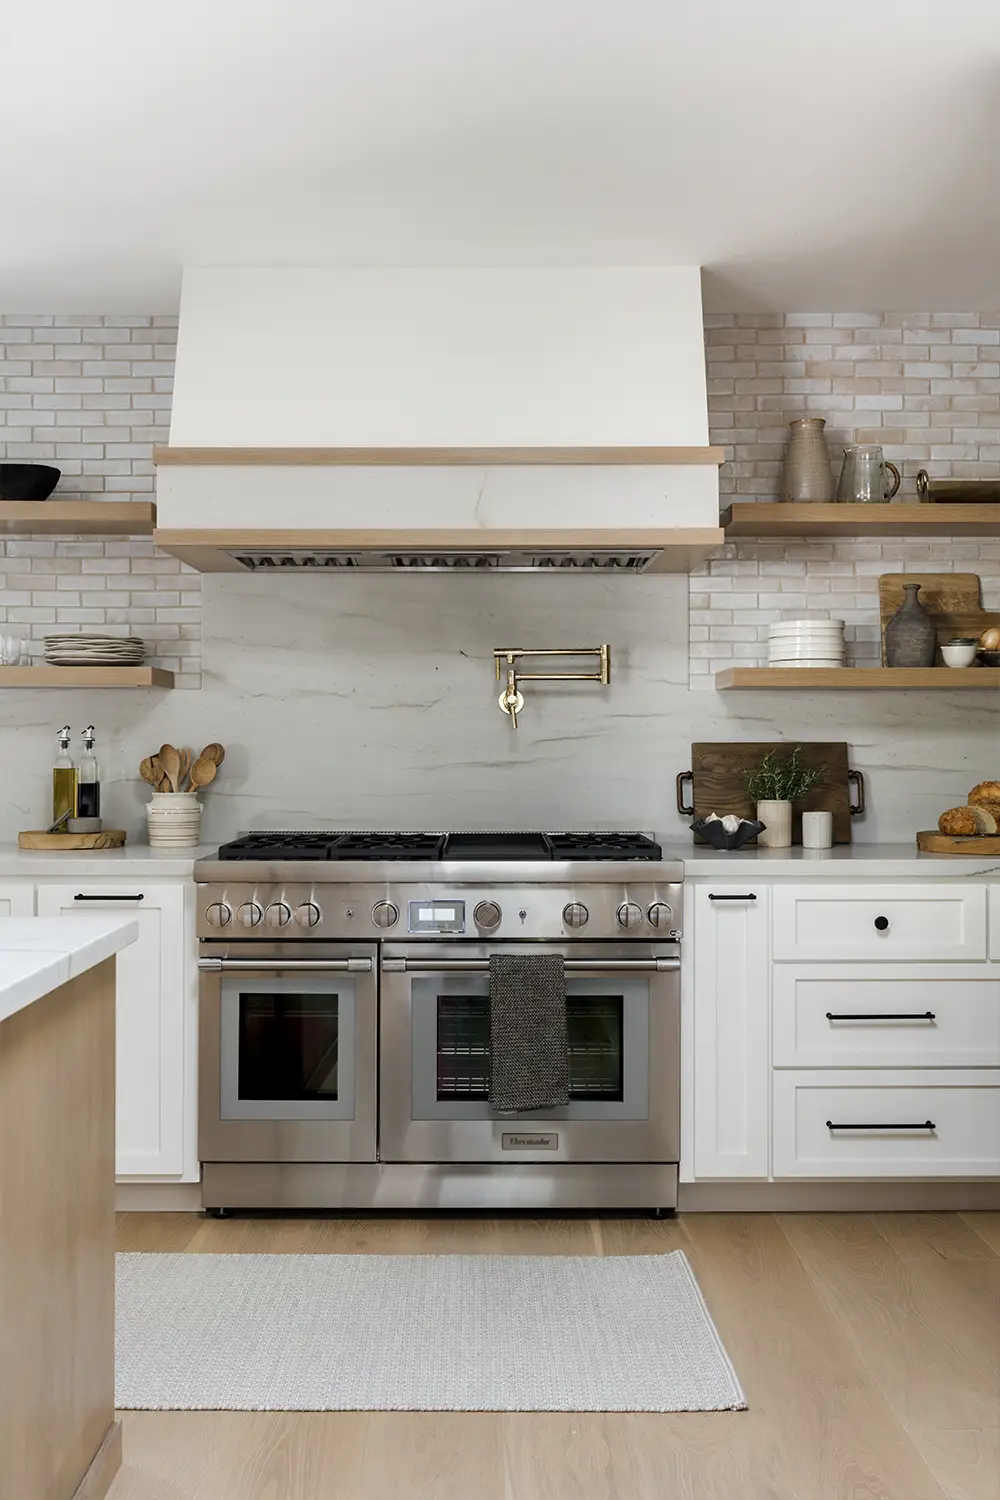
(35, 881), (192, 1179)
(690, 883), (770, 1178)
(0, 881), (34, 917)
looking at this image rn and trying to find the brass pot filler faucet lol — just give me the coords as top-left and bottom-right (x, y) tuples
(493, 645), (611, 729)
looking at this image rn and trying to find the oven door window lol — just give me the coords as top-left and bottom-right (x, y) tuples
(412, 976), (649, 1122)
(220, 974), (357, 1121)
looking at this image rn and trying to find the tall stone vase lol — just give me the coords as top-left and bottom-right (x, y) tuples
(781, 417), (833, 503)
(884, 583), (937, 667)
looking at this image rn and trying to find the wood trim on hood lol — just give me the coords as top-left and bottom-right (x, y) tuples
(153, 445), (725, 467)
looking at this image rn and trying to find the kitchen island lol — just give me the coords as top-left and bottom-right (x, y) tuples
(0, 916), (138, 1500)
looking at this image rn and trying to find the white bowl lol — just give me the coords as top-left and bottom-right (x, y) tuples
(941, 643), (978, 667)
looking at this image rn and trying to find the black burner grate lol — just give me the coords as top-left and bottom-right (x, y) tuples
(215, 830), (661, 862)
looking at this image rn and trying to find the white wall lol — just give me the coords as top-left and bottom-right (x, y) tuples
(168, 267), (709, 447)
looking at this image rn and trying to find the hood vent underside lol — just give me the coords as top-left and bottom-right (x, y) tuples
(230, 549), (659, 573)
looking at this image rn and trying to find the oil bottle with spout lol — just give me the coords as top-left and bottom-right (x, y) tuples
(77, 724), (101, 819)
(52, 725), (78, 826)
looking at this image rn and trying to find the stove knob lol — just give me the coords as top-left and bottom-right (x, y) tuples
(237, 901), (263, 928)
(205, 901), (231, 929)
(647, 902), (673, 928)
(294, 902), (322, 929)
(562, 902), (589, 929)
(474, 900), (502, 930)
(371, 901), (399, 929)
(264, 902), (292, 928)
(617, 901), (644, 930)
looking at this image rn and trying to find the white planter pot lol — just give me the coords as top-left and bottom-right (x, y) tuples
(756, 800), (793, 848)
(147, 791), (203, 848)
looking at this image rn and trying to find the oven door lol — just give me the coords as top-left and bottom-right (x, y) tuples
(199, 942), (378, 1163)
(379, 942), (679, 1164)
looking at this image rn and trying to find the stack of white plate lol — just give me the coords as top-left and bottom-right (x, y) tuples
(44, 634), (146, 666)
(768, 618), (845, 668)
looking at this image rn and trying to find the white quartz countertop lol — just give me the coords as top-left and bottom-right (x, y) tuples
(659, 842), (1000, 879)
(0, 844), (214, 878)
(0, 915), (138, 1024)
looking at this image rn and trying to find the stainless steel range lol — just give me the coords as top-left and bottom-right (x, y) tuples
(195, 832), (683, 1215)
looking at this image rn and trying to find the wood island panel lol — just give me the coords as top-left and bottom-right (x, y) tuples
(0, 959), (120, 1500)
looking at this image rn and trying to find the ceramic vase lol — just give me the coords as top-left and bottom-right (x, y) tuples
(756, 800), (793, 848)
(884, 583), (937, 667)
(781, 418), (833, 503)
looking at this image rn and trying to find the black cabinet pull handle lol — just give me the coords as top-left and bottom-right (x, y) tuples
(825, 1011), (936, 1022)
(826, 1120), (936, 1131)
(73, 893), (144, 902)
(874, 915), (890, 930)
(676, 771), (695, 816)
(708, 893), (757, 901)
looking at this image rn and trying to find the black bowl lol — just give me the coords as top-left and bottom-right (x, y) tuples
(979, 650), (1000, 667)
(690, 818), (767, 850)
(0, 463), (60, 501)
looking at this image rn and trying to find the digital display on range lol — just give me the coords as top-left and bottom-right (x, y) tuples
(408, 900), (466, 934)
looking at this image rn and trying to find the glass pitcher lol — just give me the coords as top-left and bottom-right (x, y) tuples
(836, 444), (901, 504)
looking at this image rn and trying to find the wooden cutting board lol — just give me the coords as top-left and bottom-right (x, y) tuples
(17, 830), (126, 850)
(687, 742), (856, 844)
(878, 573), (1000, 663)
(916, 830), (1000, 855)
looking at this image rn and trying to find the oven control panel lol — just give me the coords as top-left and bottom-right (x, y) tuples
(198, 882), (683, 941)
(407, 900), (466, 934)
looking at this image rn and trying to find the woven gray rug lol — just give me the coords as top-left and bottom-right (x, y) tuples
(115, 1250), (746, 1412)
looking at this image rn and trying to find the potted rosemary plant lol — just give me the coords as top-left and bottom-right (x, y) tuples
(744, 745), (824, 848)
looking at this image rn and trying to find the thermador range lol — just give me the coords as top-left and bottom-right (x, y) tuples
(196, 831), (682, 1214)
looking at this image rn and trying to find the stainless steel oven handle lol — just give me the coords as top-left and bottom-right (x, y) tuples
(198, 958), (374, 974)
(380, 957), (679, 974)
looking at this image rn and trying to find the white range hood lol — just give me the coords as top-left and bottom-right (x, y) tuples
(154, 268), (723, 573)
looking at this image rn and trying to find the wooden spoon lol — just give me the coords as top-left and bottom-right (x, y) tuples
(139, 756), (160, 787)
(188, 755), (217, 790)
(200, 742), (225, 767)
(178, 745), (193, 791)
(158, 744), (181, 794)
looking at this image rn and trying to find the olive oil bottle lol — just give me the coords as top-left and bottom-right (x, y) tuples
(52, 724), (78, 825)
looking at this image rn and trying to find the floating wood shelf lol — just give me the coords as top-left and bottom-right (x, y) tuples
(0, 666), (173, 689)
(721, 502), (1000, 538)
(715, 667), (1000, 690)
(0, 501), (156, 536)
(154, 445), (725, 467)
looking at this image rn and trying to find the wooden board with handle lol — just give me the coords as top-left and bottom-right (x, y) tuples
(680, 742), (861, 844)
(916, 830), (1000, 855)
(878, 573), (1000, 663)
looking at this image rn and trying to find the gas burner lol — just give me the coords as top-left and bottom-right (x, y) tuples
(216, 830), (662, 862)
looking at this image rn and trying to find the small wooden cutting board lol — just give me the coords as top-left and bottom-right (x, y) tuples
(18, 830), (127, 850)
(916, 830), (1000, 855)
(687, 742), (858, 844)
(879, 573), (1000, 662)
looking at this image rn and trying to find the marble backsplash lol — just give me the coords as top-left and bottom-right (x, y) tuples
(0, 571), (994, 846)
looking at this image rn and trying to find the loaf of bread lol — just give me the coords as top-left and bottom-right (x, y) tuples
(969, 780), (1000, 806)
(969, 806), (998, 834)
(939, 807), (980, 836)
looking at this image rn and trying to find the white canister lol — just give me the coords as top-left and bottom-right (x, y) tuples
(146, 791), (203, 848)
(802, 810), (834, 849)
(756, 800), (793, 849)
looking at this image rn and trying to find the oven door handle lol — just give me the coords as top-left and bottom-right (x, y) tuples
(198, 958), (374, 974)
(380, 957), (679, 974)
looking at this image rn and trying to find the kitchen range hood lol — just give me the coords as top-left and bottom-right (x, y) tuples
(154, 269), (723, 573)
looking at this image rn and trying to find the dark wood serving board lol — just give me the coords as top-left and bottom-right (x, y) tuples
(686, 742), (857, 844)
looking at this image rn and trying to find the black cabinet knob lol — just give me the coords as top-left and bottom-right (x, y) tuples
(874, 915), (890, 931)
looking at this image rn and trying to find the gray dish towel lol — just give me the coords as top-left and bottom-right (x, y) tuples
(488, 953), (570, 1113)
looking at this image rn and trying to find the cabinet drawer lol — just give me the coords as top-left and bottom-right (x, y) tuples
(773, 965), (1000, 1068)
(772, 885), (986, 962)
(772, 1070), (1000, 1177)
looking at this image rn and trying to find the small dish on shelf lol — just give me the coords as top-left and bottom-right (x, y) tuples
(978, 650), (1000, 667)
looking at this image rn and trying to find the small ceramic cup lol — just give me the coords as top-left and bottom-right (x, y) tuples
(941, 641), (978, 667)
(802, 811), (834, 849)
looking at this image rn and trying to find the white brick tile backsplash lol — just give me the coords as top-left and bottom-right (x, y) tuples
(0, 312), (197, 684)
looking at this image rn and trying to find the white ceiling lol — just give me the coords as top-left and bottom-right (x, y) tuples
(2, 0), (997, 312)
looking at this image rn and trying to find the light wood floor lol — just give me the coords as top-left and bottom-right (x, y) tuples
(108, 1211), (1000, 1500)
